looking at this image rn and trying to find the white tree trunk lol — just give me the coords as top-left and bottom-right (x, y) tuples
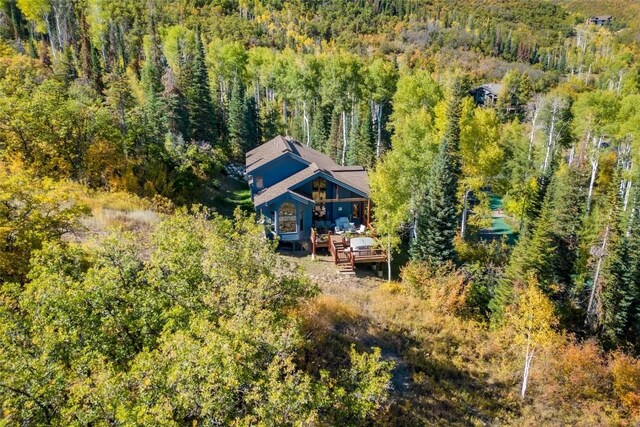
(527, 96), (541, 163)
(460, 188), (470, 239)
(374, 102), (383, 158)
(568, 145), (575, 166)
(521, 313), (534, 400)
(341, 110), (348, 166)
(541, 100), (558, 175)
(44, 15), (57, 58)
(303, 102), (310, 146)
(586, 223), (610, 324)
(623, 180), (632, 212)
(387, 237), (392, 282)
(587, 157), (598, 213)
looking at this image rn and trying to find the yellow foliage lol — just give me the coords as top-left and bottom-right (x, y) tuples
(544, 340), (610, 401)
(401, 261), (469, 314)
(298, 295), (360, 340)
(611, 352), (640, 415)
(506, 275), (560, 351)
(378, 281), (404, 295)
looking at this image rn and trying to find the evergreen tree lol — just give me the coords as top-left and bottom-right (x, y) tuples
(228, 79), (249, 157)
(245, 94), (260, 149)
(259, 100), (282, 142)
(54, 46), (78, 86)
(347, 104), (375, 167)
(325, 113), (342, 162)
(140, 41), (168, 147)
(186, 31), (216, 143)
(162, 66), (190, 139)
(309, 103), (327, 152)
(90, 47), (103, 93)
(601, 182), (640, 350)
(410, 77), (465, 265)
(491, 164), (587, 321)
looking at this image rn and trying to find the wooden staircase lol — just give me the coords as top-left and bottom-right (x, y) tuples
(329, 235), (355, 275)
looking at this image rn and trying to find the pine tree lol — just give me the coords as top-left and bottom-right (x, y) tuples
(54, 46), (78, 86)
(491, 164), (587, 321)
(186, 31), (216, 143)
(245, 94), (260, 150)
(228, 79), (249, 158)
(410, 77), (465, 264)
(309, 104), (327, 152)
(347, 104), (375, 167)
(601, 183), (640, 349)
(259, 100), (282, 142)
(162, 66), (190, 139)
(140, 41), (168, 144)
(325, 113), (342, 162)
(90, 47), (103, 93)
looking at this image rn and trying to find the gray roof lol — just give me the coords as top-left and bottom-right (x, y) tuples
(478, 83), (503, 96)
(247, 136), (370, 206)
(253, 164), (320, 206)
(246, 135), (337, 174)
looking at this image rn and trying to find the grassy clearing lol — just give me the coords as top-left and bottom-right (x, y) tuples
(209, 174), (253, 217)
(294, 259), (514, 426)
(292, 254), (640, 426)
(73, 188), (160, 236)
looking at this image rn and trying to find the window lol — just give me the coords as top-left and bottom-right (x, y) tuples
(278, 202), (297, 234)
(352, 202), (360, 221)
(312, 178), (326, 202)
(255, 176), (264, 189)
(312, 178), (327, 221)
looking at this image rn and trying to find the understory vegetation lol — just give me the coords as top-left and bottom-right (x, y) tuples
(2, 0), (640, 425)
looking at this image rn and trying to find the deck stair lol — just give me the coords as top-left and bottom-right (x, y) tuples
(328, 235), (356, 274)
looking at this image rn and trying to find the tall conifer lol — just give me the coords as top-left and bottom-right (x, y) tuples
(186, 30), (216, 143)
(228, 79), (249, 157)
(601, 180), (640, 349)
(410, 77), (465, 264)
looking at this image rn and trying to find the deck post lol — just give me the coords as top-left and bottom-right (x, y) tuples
(311, 228), (316, 260)
(366, 199), (371, 226)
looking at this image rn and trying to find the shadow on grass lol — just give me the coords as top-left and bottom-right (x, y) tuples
(209, 174), (253, 217)
(301, 300), (514, 426)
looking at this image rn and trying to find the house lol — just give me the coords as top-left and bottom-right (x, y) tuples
(471, 83), (502, 106)
(587, 15), (613, 26)
(245, 135), (371, 245)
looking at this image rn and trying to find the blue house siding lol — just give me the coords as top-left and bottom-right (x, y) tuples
(246, 136), (369, 244)
(248, 154), (307, 194)
(257, 194), (313, 242)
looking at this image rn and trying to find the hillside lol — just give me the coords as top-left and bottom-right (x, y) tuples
(1, 0), (640, 425)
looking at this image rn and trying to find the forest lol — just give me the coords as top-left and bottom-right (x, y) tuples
(1, 0), (640, 425)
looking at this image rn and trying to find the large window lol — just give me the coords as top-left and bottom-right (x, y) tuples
(278, 202), (297, 233)
(352, 202), (360, 221)
(312, 178), (327, 221)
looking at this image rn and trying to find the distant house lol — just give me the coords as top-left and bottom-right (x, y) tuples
(245, 136), (370, 244)
(471, 83), (502, 107)
(587, 15), (613, 26)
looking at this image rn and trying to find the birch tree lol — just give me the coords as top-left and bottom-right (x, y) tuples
(459, 99), (503, 238)
(321, 53), (363, 165)
(539, 94), (572, 177)
(365, 58), (397, 159)
(573, 90), (619, 213)
(508, 275), (558, 400)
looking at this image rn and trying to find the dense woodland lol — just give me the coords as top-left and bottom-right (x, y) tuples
(1, 0), (640, 425)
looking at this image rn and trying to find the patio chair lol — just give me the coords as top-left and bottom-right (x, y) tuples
(356, 224), (367, 234)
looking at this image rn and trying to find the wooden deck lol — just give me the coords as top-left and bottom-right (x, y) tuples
(312, 231), (386, 275)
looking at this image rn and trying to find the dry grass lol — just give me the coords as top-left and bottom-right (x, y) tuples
(293, 255), (639, 425)
(73, 189), (161, 237)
